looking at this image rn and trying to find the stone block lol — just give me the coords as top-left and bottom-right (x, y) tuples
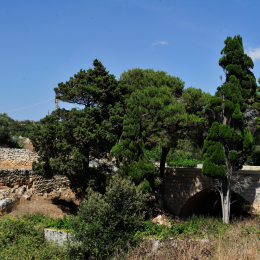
(21, 194), (31, 201)
(0, 198), (13, 213)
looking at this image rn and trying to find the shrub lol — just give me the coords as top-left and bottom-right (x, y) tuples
(67, 174), (149, 259)
(22, 212), (73, 232)
(8, 136), (24, 149)
(0, 215), (66, 259)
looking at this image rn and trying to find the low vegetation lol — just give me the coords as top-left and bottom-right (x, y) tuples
(146, 141), (203, 167)
(0, 215), (66, 259)
(1, 212), (260, 259)
(0, 113), (40, 149)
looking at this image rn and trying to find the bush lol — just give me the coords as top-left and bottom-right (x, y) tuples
(67, 174), (149, 259)
(8, 136), (24, 149)
(22, 212), (73, 232)
(0, 215), (66, 259)
(136, 215), (229, 240)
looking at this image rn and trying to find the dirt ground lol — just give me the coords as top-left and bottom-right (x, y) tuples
(23, 143), (34, 151)
(7, 192), (80, 219)
(0, 138), (82, 219)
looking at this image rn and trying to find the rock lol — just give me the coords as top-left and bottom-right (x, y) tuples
(22, 194), (31, 201)
(152, 214), (171, 227)
(17, 188), (25, 196)
(0, 189), (10, 199)
(38, 193), (43, 196)
(0, 198), (13, 213)
(53, 191), (61, 199)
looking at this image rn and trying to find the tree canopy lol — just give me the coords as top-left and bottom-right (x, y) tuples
(111, 68), (204, 197)
(202, 35), (258, 223)
(30, 59), (125, 199)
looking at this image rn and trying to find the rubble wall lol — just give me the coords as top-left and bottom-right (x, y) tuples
(0, 169), (70, 195)
(0, 148), (39, 167)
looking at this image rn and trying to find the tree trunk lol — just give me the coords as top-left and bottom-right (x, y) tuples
(80, 146), (90, 203)
(158, 147), (170, 207)
(220, 178), (231, 224)
(160, 147), (169, 179)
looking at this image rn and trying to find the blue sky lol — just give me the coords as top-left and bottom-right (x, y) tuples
(1, 0), (260, 121)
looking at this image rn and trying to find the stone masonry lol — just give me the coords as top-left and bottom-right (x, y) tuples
(161, 166), (260, 215)
(0, 169), (70, 194)
(0, 148), (39, 167)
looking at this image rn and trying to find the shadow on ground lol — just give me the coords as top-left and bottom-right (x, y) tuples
(51, 199), (79, 216)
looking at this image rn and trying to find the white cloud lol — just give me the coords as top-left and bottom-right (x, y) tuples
(246, 46), (260, 62)
(151, 41), (168, 46)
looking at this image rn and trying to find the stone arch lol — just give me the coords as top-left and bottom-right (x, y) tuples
(179, 187), (252, 217)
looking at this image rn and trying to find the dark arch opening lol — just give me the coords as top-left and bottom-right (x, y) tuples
(179, 188), (251, 219)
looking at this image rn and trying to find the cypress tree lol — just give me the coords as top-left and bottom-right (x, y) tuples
(202, 35), (257, 223)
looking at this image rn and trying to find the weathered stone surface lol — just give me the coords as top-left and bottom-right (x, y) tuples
(0, 198), (13, 213)
(22, 194), (31, 201)
(44, 228), (73, 247)
(158, 167), (260, 215)
(0, 169), (70, 194)
(152, 214), (171, 227)
(0, 148), (39, 167)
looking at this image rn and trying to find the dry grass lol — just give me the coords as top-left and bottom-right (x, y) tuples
(112, 217), (260, 260)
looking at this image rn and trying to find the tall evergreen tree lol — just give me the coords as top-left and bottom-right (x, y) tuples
(181, 87), (212, 149)
(202, 35), (258, 223)
(30, 59), (125, 200)
(111, 69), (202, 199)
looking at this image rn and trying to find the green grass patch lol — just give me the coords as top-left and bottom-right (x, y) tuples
(22, 212), (74, 232)
(135, 215), (230, 240)
(0, 214), (66, 259)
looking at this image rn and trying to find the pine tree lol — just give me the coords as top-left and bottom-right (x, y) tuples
(30, 59), (125, 200)
(202, 35), (257, 223)
(111, 68), (202, 198)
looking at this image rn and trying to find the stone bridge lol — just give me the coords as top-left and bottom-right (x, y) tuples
(159, 166), (260, 215)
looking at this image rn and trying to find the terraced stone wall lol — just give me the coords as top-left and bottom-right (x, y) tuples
(0, 169), (70, 195)
(0, 148), (39, 167)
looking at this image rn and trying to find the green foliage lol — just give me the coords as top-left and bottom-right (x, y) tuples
(67, 174), (148, 259)
(0, 215), (66, 259)
(9, 120), (35, 138)
(22, 213), (73, 232)
(167, 159), (202, 167)
(136, 215), (230, 240)
(245, 130), (260, 165)
(203, 35), (256, 178)
(112, 68), (201, 191)
(0, 113), (25, 148)
(181, 87), (211, 149)
(0, 113), (10, 143)
(146, 142), (203, 167)
(111, 89), (158, 192)
(8, 136), (24, 149)
(31, 59), (125, 198)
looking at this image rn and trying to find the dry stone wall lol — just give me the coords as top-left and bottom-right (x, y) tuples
(0, 148), (39, 167)
(0, 169), (70, 195)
